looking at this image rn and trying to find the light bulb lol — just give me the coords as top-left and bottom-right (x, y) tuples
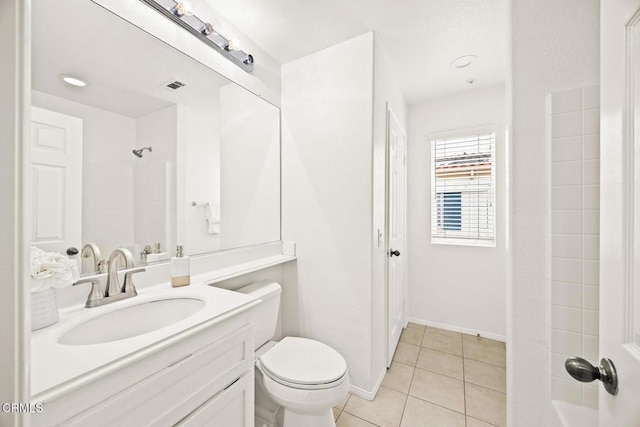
(173, 1), (193, 17)
(202, 23), (215, 36)
(227, 38), (241, 51)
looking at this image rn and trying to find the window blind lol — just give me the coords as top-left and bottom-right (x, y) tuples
(431, 132), (495, 243)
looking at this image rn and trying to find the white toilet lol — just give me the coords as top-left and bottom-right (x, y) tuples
(236, 281), (350, 427)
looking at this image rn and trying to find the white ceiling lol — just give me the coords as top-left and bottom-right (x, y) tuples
(201, 0), (506, 104)
(32, 0), (232, 118)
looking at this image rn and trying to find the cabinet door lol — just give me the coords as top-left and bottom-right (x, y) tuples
(177, 372), (254, 427)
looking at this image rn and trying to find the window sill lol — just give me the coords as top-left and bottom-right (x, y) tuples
(431, 237), (495, 248)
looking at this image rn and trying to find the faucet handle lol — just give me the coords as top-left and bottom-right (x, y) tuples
(73, 278), (105, 308)
(122, 268), (146, 295)
(97, 258), (108, 273)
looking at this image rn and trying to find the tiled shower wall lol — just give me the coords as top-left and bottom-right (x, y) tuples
(549, 86), (600, 408)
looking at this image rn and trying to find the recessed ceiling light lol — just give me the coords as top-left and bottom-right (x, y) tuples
(59, 75), (87, 87)
(450, 55), (477, 69)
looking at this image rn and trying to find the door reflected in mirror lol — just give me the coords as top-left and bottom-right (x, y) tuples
(30, 0), (280, 275)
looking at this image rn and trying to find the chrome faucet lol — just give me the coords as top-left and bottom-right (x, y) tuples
(81, 242), (105, 274)
(73, 248), (145, 308)
(105, 248), (136, 297)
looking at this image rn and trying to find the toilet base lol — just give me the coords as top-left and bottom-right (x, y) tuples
(283, 407), (335, 427)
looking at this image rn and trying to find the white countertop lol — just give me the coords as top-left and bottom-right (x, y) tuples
(31, 275), (259, 400)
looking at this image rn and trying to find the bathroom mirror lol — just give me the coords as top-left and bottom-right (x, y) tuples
(30, 0), (280, 274)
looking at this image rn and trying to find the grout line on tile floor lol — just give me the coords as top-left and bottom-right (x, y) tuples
(462, 355), (506, 368)
(461, 333), (468, 426)
(408, 393), (467, 416)
(333, 393), (351, 423)
(341, 410), (382, 426)
(468, 415), (499, 427)
(392, 359), (417, 369)
(398, 354), (419, 426)
(398, 390), (409, 427)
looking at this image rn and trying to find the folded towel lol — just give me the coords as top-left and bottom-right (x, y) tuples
(205, 202), (220, 235)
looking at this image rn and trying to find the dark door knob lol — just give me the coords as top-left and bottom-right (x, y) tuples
(390, 249), (400, 257)
(66, 247), (79, 256)
(565, 356), (618, 395)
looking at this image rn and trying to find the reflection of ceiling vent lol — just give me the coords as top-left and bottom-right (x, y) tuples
(166, 80), (186, 90)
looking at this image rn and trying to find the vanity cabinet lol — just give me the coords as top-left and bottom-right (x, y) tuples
(32, 321), (255, 427)
(177, 372), (253, 426)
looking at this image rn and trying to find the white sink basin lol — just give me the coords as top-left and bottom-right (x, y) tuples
(58, 297), (205, 346)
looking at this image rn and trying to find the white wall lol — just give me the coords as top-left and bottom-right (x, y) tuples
(281, 32), (376, 392)
(281, 32), (407, 396)
(372, 36), (408, 386)
(219, 84), (280, 250)
(509, 0), (600, 424)
(549, 86), (600, 409)
(407, 85), (507, 340)
(31, 90), (137, 257)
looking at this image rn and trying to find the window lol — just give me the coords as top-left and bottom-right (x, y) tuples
(436, 192), (462, 231)
(431, 132), (495, 245)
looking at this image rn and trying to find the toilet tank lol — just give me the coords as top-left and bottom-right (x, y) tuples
(235, 280), (282, 350)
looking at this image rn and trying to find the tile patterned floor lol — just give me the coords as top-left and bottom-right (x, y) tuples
(332, 323), (507, 427)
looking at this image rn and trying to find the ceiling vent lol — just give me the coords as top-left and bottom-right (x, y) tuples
(165, 80), (186, 90)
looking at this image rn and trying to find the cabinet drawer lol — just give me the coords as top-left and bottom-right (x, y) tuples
(177, 372), (254, 427)
(65, 324), (253, 427)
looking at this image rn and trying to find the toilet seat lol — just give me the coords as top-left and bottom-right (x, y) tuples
(259, 337), (348, 390)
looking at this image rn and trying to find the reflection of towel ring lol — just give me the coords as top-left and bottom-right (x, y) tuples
(191, 201), (209, 207)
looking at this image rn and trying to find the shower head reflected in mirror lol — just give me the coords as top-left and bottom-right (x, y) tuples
(132, 146), (152, 158)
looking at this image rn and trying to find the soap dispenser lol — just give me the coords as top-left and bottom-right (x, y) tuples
(171, 245), (190, 287)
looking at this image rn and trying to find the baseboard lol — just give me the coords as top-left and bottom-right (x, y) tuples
(349, 367), (386, 401)
(406, 317), (507, 343)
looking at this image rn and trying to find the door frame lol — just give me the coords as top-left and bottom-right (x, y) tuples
(385, 104), (408, 366)
(619, 5), (639, 360)
(0, 0), (31, 425)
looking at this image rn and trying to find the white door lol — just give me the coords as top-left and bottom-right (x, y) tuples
(387, 106), (407, 366)
(30, 106), (83, 257)
(600, 1), (640, 424)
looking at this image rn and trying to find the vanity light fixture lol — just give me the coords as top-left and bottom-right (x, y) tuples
(140, 0), (255, 73)
(60, 74), (87, 87)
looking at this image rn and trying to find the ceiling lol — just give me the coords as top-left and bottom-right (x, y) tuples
(32, 0), (232, 118)
(201, 0), (506, 104)
(33, 0), (506, 111)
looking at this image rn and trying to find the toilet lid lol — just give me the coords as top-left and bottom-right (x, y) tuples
(259, 337), (347, 386)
